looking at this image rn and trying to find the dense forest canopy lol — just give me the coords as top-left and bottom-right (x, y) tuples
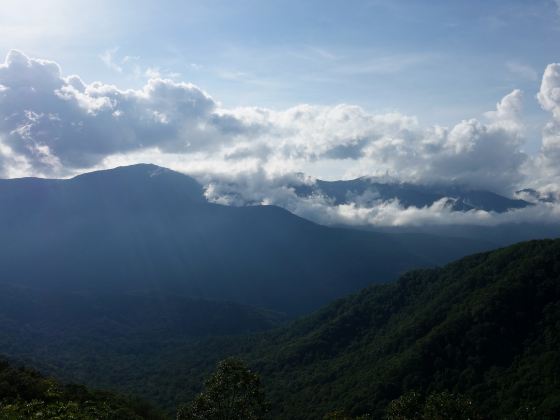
(2, 239), (559, 418)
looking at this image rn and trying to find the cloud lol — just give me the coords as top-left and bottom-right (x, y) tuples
(538, 63), (560, 120)
(536, 63), (560, 192)
(200, 169), (560, 228)
(0, 50), (242, 175)
(216, 92), (527, 194)
(0, 50), (558, 227)
(0, 50), (530, 189)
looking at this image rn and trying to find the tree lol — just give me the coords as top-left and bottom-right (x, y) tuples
(386, 391), (481, 420)
(177, 358), (267, 420)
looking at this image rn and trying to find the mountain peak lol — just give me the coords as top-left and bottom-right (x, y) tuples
(72, 163), (172, 180)
(67, 163), (206, 203)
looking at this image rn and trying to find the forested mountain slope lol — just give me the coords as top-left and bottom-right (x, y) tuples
(1, 240), (559, 419)
(240, 239), (560, 418)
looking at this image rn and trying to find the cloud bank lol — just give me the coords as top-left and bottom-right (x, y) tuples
(0, 50), (559, 226)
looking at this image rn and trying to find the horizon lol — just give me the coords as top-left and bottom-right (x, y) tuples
(0, 1), (559, 226)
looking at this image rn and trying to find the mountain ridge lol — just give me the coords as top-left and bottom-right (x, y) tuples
(0, 163), (464, 315)
(293, 177), (532, 212)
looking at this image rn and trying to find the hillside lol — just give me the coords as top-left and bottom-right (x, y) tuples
(0, 282), (284, 340)
(91, 239), (558, 418)
(0, 357), (163, 419)
(8, 239), (556, 419)
(237, 239), (560, 418)
(0, 239), (559, 419)
(0, 282), (285, 413)
(0, 164), (494, 315)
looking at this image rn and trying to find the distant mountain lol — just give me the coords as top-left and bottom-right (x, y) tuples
(0, 164), (496, 315)
(0, 282), (284, 339)
(371, 222), (560, 249)
(294, 177), (531, 212)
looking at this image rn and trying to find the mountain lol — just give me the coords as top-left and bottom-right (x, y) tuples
(294, 177), (531, 212)
(516, 188), (558, 204)
(231, 239), (560, 418)
(294, 177), (560, 250)
(0, 282), (284, 339)
(0, 164), (495, 315)
(4, 239), (557, 418)
(0, 282), (284, 413)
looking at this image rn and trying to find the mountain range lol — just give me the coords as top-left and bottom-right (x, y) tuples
(0, 164), (505, 315)
(0, 164), (559, 418)
(292, 177), (532, 212)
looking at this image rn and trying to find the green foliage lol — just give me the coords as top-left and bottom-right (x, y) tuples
(177, 358), (267, 420)
(2, 239), (560, 419)
(323, 410), (373, 419)
(385, 391), (424, 420)
(0, 358), (163, 419)
(236, 239), (560, 418)
(386, 391), (480, 420)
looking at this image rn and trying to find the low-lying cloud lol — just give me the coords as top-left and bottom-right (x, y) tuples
(0, 50), (559, 226)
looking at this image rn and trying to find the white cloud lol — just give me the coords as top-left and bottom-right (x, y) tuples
(538, 63), (560, 120)
(0, 50), (243, 174)
(0, 50), (559, 227)
(215, 92), (527, 193)
(535, 63), (560, 193)
(200, 169), (560, 228)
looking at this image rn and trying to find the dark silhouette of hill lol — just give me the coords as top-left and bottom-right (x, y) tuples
(0, 164), (494, 315)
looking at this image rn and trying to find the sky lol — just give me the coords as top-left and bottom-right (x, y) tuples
(1, 0), (560, 226)
(1, 0), (558, 123)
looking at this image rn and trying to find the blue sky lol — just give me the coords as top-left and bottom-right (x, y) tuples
(1, 0), (558, 130)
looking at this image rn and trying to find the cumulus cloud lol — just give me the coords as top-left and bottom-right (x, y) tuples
(538, 63), (560, 120)
(0, 50), (242, 175)
(0, 50), (558, 227)
(0, 50), (529, 188)
(217, 91), (527, 194)
(536, 63), (560, 193)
